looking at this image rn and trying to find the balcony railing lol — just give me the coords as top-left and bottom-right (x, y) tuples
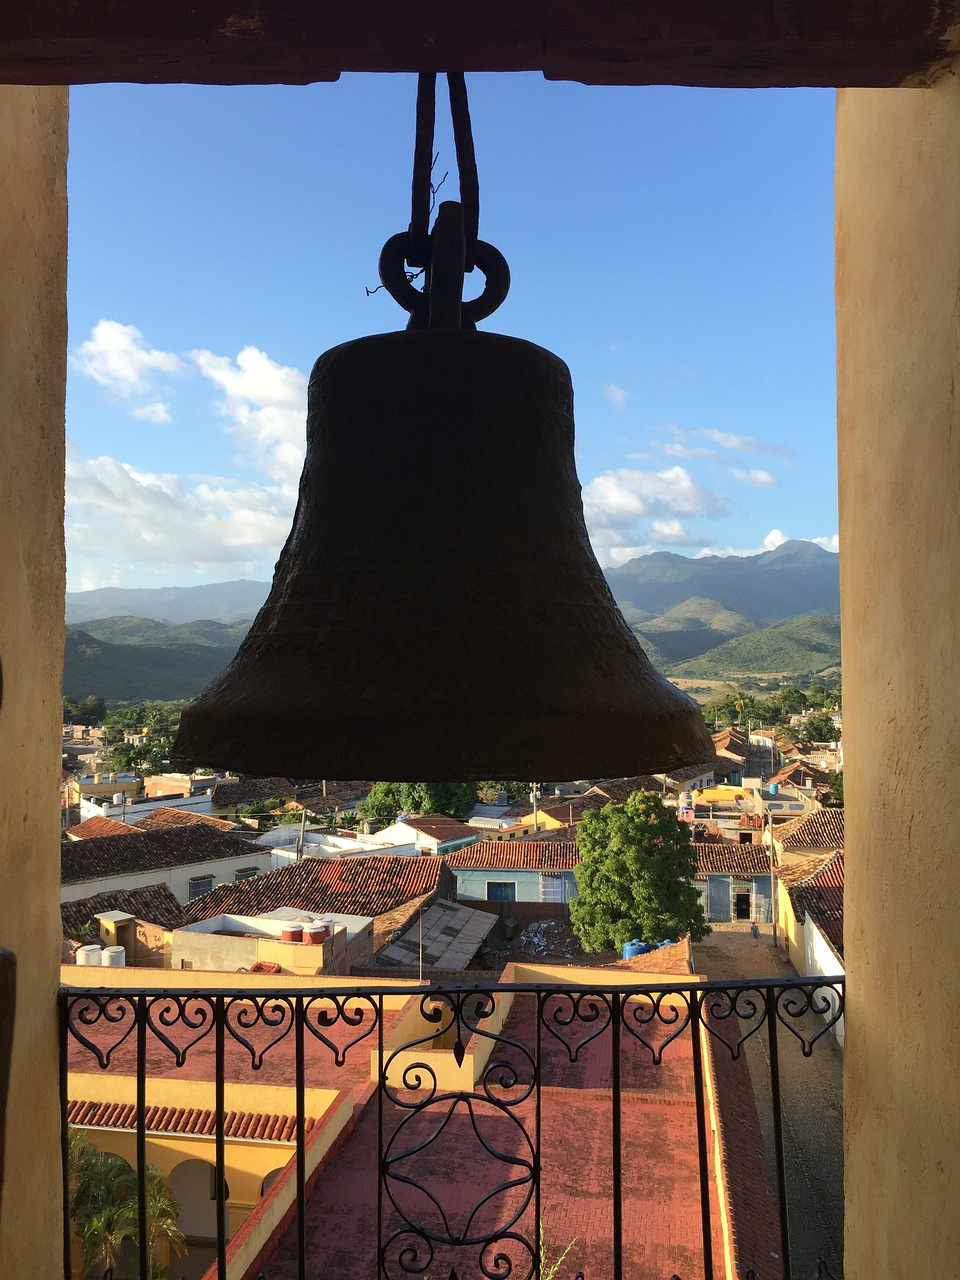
(59, 974), (844, 1280)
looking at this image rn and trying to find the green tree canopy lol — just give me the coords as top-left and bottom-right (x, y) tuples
(101, 701), (183, 777)
(798, 710), (837, 743)
(570, 792), (709, 952)
(828, 771), (844, 806)
(359, 781), (479, 824)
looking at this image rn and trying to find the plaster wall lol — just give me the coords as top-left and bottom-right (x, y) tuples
(837, 64), (960, 1278)
(801, 917), (845, 1048)
(59, 851), (272, 905)
(0, 85), (68, 1279)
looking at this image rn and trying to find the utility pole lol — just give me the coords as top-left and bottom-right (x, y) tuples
(530, 783), (541, 832)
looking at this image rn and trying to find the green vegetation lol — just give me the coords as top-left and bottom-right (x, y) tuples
(68, 1130), (184, 1279)
(359, 781), (479, 823)
(75, 614), (251, 649)
(635, 596), (760, 664)
(799, 710), (838, 743)
(101, 702), (183, 776)
(570, 792), (709, 951)
(65, 626), (236, 702)
(698, 681), (841, 731)
(669, 614), (840, 679)
(63, 694), (106, 724)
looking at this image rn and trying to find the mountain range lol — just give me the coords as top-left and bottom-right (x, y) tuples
(63, 540), (840, 699)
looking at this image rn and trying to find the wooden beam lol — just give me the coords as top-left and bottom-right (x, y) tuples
(1, 1), (959, 88)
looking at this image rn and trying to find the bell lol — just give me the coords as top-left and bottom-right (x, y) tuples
(172, 327), (714, 780)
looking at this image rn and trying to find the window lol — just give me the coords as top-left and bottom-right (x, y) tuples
(540, 873), (566, 903)
(235, 866), (260, 881)
(486, 881), (516, 902)
(188, 875), (214, 900)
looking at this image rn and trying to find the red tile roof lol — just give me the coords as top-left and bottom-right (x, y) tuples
(444, 841), (580, 871)
(777, 808), (844, 851)
(769, 761), (831, 789)
(712, 727), (750, 760)
(131, 807), (241, 833)
(61, 826), (259, 885)
(210, 777), (296, 809)
(400, 814), (476, 842)
(584, 776), (663, 804)
(787, 850), (844, 960)
(67, 1098), (314, 1142)
(183, 854), (453, 923)
(694, 843), (770, 876)
(64, 815), (132, 840)
(61, 883), (188, 939)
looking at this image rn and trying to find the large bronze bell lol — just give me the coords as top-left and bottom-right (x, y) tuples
(172, 321), (713, 780)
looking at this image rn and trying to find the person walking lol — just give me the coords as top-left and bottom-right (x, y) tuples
(750, 921), (760, 946)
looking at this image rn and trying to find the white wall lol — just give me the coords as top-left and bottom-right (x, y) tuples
(801, 915), (845, 1048)
(60, 851), (273, 905)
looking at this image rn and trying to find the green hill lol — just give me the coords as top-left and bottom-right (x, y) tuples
(76, 615), (251, 648)
(635, 596), (759, 663)
(64, 627), (238, 702)
(668, 614), (841, 678)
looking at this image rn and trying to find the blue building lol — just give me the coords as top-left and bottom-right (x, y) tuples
(694, 842), (773, 923)
(445, 841), (580, 904)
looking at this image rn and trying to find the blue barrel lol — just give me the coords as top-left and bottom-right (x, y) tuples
(622, 940), (641, 960)
(769, 782), (779, 795)
(657, 938), (675, 949)
(635, 941), (651, 955)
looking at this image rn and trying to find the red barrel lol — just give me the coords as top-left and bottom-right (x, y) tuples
(280, 924), (303, 943)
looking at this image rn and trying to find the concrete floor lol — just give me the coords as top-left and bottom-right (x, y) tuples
(693, 925), (844, 1280)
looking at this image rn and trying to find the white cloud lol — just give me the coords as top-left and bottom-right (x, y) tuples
(659, 425), (796, 462)
(66, 452), (296, 587)
(132, 401), (172, 424)
(649, 519), (712, 548)
(813, 533), (840, 553)
(71, 320), (183, 417)
(604, 383), (629, 411)
(660, 442), (719, 462)
(699, 528), (789, 558)
(732, 468), (779, 487)
(191, 345), (308, 483)
(583, 464), (728, 566)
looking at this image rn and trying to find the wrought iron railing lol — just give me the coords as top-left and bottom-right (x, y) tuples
(59, 975), (844, 1280)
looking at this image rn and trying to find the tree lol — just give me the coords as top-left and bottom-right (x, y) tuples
(799, 710), (837, 743)
(828, 771), (844, 806)
(68, 1130), (185, 1279)
(101, 702), (183, 777)
(570, 792), (709, 952)
(358, 781), (478, 823)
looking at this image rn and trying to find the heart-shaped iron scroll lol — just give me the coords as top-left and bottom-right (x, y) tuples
(225, 995), (295, 1069)
(65, 993), (137, 1070)
(540, 990), (612, 1063)
(145, 995), (215, 1068)
(699, 986), (768, 1060)
(774, 982), (844, 1056)
(304, 993), (380, 1068)
(620, 990), (692, 1065)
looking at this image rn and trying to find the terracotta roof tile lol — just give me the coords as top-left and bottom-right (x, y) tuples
(64, 815), (133, 840)
(67, 1098), (314, 1143)
(787, 850), (844, 960)
(400, 814), (476, 841)
(694, 843), (770, 876)
(61, 883), (188, 939)
(769, 761), (831, 789)
(584, 776), (663, 804)
(445, 841), (580, 871)
(131, 807), (241, 833)
(183, 854), (453, 923)
(61, 826), (258, 885)
(778, 808), (844, 851)
(210, 777), (296, 808)
(712, 727), (750, 760)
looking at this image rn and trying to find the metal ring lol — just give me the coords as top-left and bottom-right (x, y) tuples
(378, 232), (510, 326)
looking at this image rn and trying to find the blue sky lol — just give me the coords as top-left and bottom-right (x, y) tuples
(66, 75), (837, 591)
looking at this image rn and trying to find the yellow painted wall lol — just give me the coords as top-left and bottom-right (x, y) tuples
(837, 63), (960, 1279)
(0, 85), (68, 1280)
(776, 880), (802, 967)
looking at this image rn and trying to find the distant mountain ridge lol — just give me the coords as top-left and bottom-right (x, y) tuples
(65, 580), (269, 625)
(605, 539), (839, 625)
